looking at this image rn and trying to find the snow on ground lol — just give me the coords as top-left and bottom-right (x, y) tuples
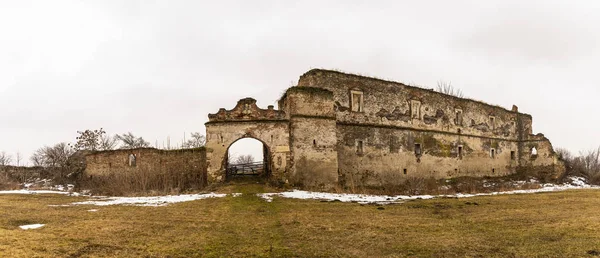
(1, 176), (598, 206)
(0, 189), (79, 196)
(258, 177), (600, 204)
(70, 193), (227, 207)
(19, 224), (45, 230)
(87, 209), (98, 212)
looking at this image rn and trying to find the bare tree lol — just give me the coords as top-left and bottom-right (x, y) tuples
(16, 152), (22, 166)
(29, 143), (75, 168)
(182, 132), (206, 148)
(30, 149), (45, 167)
(71, 128), (106, 151)
(117, 132), (150, 149)
(558, 147), (600, 184)
(436, 81), (464, 98)
(0, 151), (12, 166)
(231, 154), (255, 165)
(99, 134), (119, 151)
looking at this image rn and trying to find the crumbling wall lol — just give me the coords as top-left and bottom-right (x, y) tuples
(297, 69), (563, 186)
(85, 148), (206, 177)
(285, 87), (339, 189)
(84, 147), (207, 193)
(337, 125), (519, 187)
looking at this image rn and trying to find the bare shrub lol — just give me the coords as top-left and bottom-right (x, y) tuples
(117, 132), (150, 149)
(231, 155), (255, 165)
(79, 166), (205, 196)
(436, 81), (464, 98)
(0, 151), (12, 166)
(557, 147), (600, 184)
(182, 132), (206, 148)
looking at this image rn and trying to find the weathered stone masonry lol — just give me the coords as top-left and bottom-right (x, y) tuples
(205, 69), (564, 188)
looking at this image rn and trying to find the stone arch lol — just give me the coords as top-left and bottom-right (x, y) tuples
(205, 98), (290, 183)
(224, 136), (270, 179)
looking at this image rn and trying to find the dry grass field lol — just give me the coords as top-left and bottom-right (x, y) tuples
(1, 185), (600, 257)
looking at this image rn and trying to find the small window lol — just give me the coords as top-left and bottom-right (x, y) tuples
(350, 90), (364, 112)
(410, 100), (421, 120)
(403, 168), (407, 175)
(128, 154), (137, 167)
(356, 140), (364, 154)
(313, 139), (316, 146)
(492, 168), (495, 174)
(531, 147), (538, 157)
(414, 143), (422, 155)
(489, 116), (495, 129)
(490, 149), (495, 158)
(455, 109), (463, 126)
(510, 151), (515, 160)
(458, 146), (463, 159)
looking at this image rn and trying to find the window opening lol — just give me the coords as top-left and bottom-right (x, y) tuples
(410, 100), (421, 119)
(414, 143), (422, 155)
(356, 140), (364, 154)
(350, 90), (364, 112)
(403, 168), (407, 175)
(128, 154), (136, 167)
(455, 109), (463, 126)
(490, 149), (495, 158)
(458, 146), (463, 159)
(313, 139), (316, 146)
(489, 116), (495, 129)
(510, 151), (515, 160)
(531, 147), (538, 156)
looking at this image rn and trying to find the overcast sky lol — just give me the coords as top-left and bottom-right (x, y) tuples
(1, 1), (598, 165)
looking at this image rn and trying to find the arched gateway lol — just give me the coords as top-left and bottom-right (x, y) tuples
(205, 98), (291, 183)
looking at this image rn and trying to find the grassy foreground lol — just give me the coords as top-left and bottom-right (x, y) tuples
(1, 185), (600, 257)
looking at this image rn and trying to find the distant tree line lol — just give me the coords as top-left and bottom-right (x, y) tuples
(557, 147), (600, 184)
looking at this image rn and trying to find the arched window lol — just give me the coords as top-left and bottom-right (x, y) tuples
(531, 147), (538, 157)
(128, 154), (136, 167)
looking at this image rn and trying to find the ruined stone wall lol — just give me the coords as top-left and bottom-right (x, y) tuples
(285, 87), (338, 188)
(295, 69), (562, 185)
(85, 147), (206, 180)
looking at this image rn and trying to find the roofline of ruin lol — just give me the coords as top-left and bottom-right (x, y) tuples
(300, 69), (533, 118)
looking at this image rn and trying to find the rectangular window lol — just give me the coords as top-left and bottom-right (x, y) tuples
(490, 148), (495, 158)
(356, 140), (363, 154)
(489, 116), (495, 130)
(414, 143), (422, 155)
(458, 146), (463, 159)
(403, 168), (407, 175)
(410, 100), (421, 120)
(455, 109), (463, 126)
(510, 151), (515, 160)
(389, 136), (399, 153)
(350, 90), (364, 112)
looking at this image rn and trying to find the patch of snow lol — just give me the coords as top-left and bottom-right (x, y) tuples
(231, 193), (242, 197)
(0, 190), (73, 195)
(19, 224), (45, 230)
(258, 176), (600, 205)
(70, 192), (227, 207)
(87, 209), (99, 212)
(258, 191), (435, 204)
(569, 176), (588, 187)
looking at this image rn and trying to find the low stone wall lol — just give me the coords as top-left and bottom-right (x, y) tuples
(83, 148), (207, 194)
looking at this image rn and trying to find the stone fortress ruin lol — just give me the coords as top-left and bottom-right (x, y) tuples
(86, 69), (565, 189)
(204, 69), (564, 188)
